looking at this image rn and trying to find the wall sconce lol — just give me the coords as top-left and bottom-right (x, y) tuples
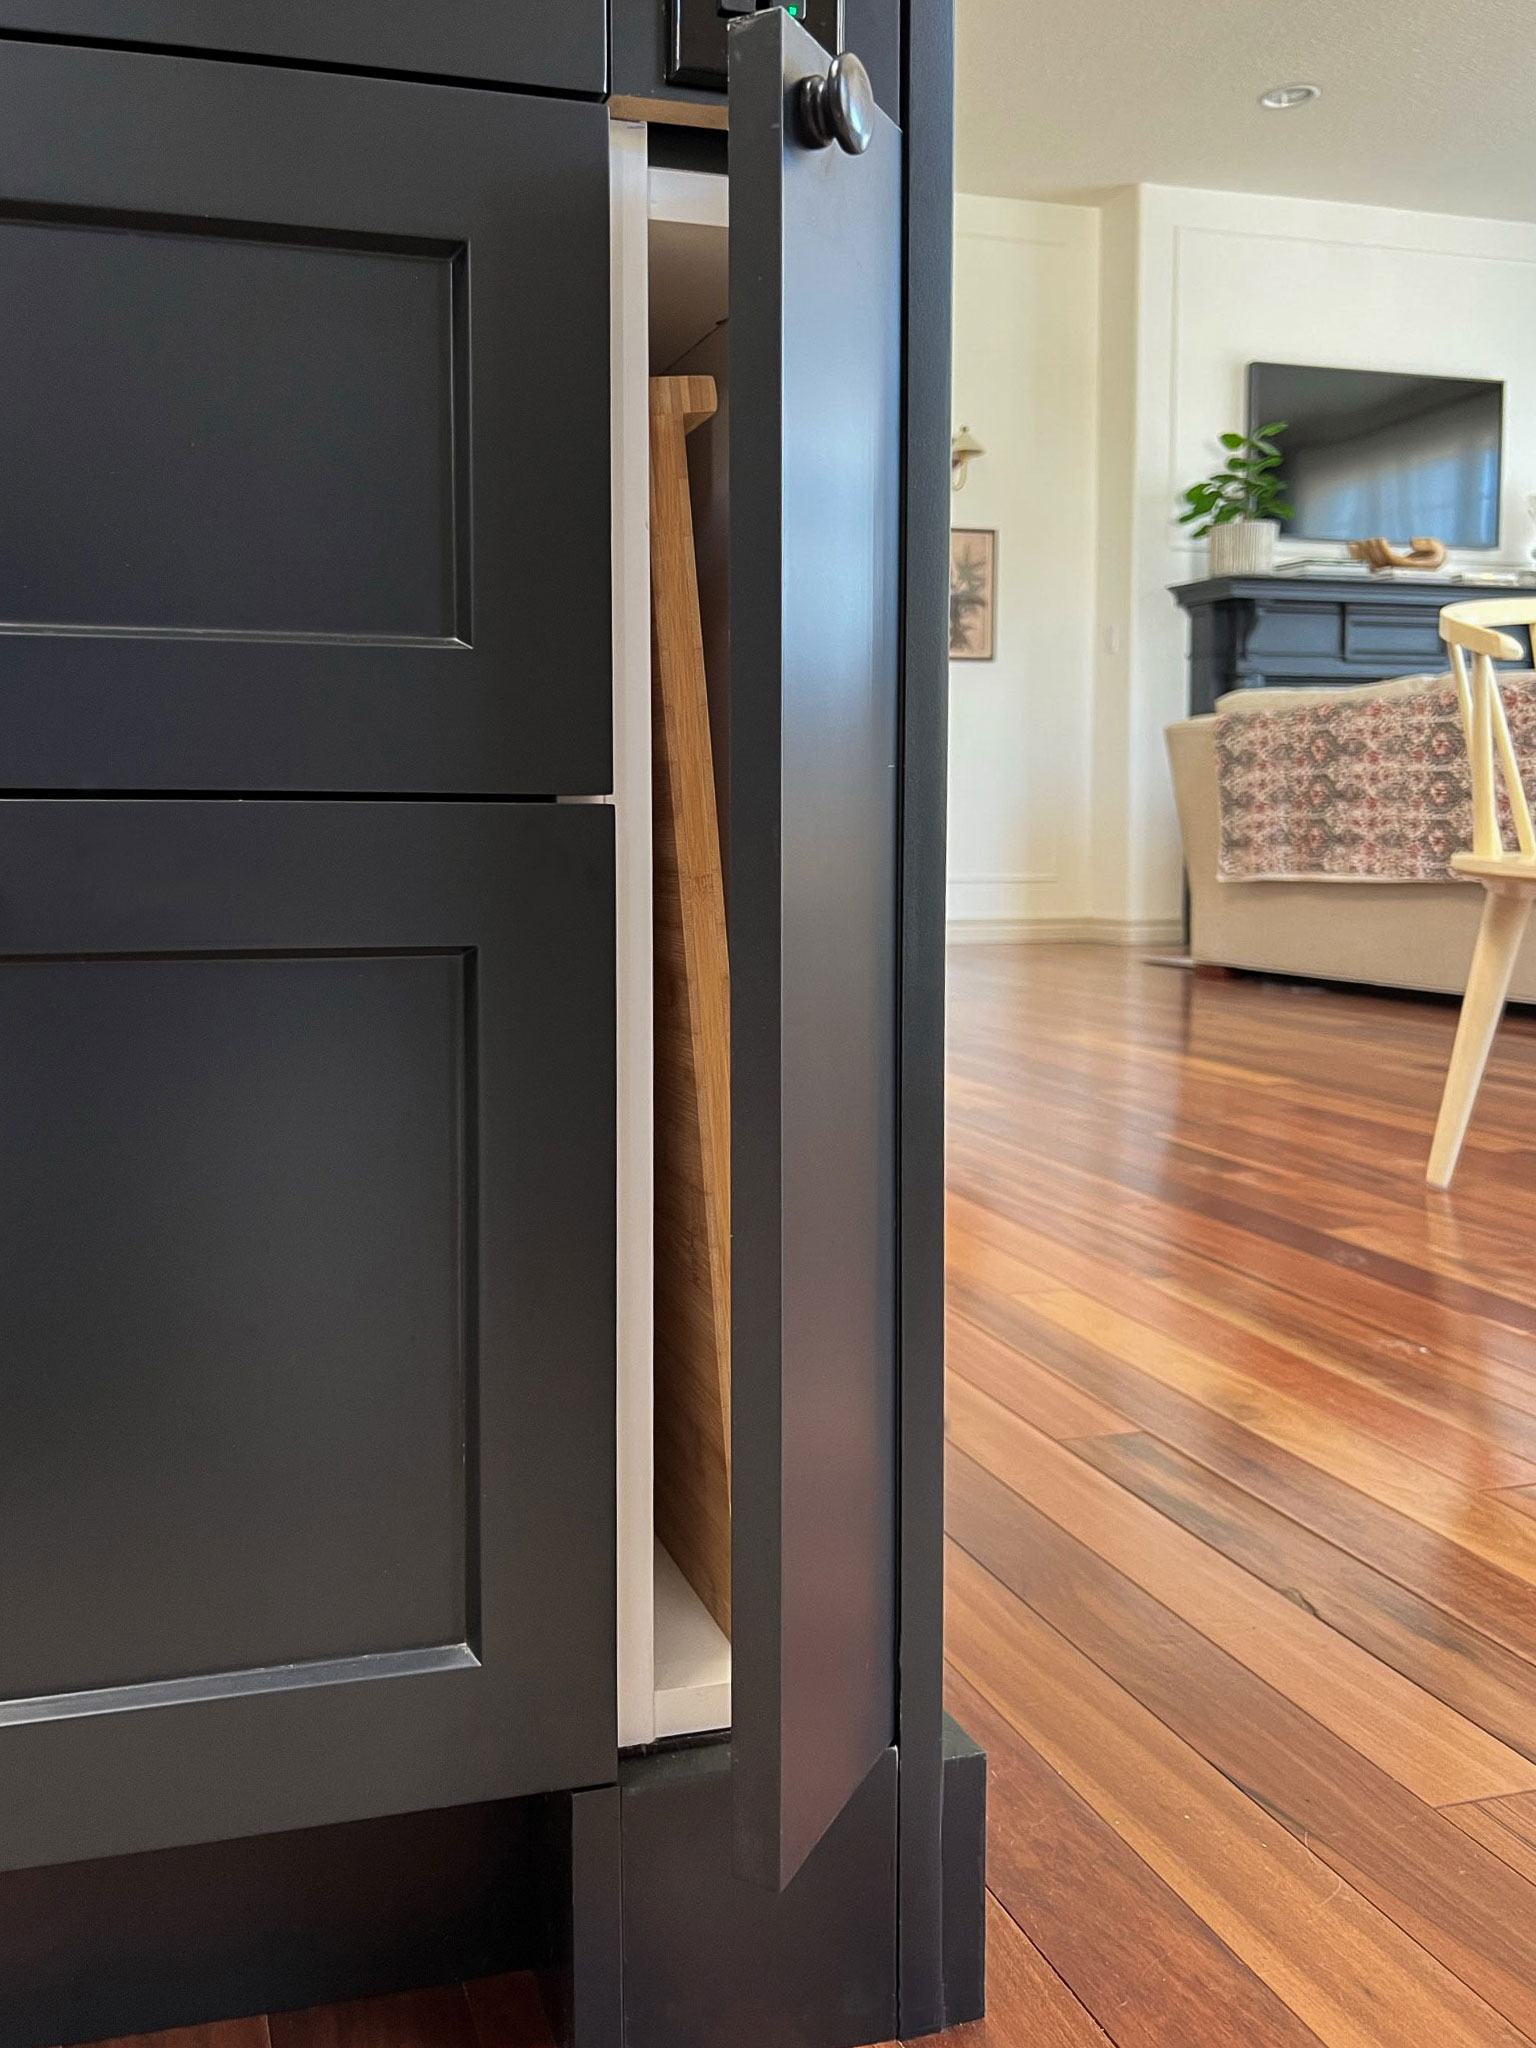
(951, 425), (985, 493)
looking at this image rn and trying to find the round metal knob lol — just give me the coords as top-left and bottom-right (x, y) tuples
(797, 51), (876, 155)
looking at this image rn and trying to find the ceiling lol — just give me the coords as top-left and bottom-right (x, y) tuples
(955, 0), (1536, 221)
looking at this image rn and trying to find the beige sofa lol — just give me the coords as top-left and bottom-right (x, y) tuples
(1166, 714), (1536, 1002)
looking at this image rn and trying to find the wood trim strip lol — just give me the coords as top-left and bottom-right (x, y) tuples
(609, 94), (729, 130)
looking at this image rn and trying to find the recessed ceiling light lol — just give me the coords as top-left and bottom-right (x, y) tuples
(1260, 83), (1322, 110)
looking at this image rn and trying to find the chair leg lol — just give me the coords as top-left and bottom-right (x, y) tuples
(1427, 887), (1534, 1188)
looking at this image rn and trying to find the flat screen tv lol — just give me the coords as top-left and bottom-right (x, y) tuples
(1247, 362), (1504, 551)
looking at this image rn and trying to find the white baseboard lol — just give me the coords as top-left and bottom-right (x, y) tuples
(946, 916), (1186, 948)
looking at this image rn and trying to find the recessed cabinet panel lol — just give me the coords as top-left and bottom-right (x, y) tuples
(0, 2), (606, 94)
(0, 799), (615, 1873)
(0, 220), (460, 641)
(1246, 601), (1340, 661)
(0, 43), (611, 795)
(0, 952), (469, 1702)
(1343, 607), (1447, 666)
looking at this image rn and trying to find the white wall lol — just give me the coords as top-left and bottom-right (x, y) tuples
(1089, 188), (1142, 936)
(1120, 184), (1536, 930)
(947, 194), (1101, 935)
(949, 179), (1536, 940)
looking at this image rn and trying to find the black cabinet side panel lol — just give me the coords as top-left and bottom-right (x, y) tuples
(530, 1786), (622, 2048)
(940, 1718), (987, 2029)
(621, 1743), (897, 2048)
(728, 9), (903, 1893)
(895, 0), (956, 2029)
(0, 4), (607, 93)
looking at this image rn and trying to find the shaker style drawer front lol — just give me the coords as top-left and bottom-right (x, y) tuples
(0, 1), (606, 94)
(1245, 601), (1341, 662)
(0, 800), (615, 1873)
(0, 42), (611, 795)
(1344, 606), (1451, 665)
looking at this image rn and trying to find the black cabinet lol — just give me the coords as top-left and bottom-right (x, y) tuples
(1171, 573), (1532, 715)
(0, 5), (976, 2043)
(0, 2), (606, 93)
(0, 799), (615, 1873)
(0, 42), (612, 796)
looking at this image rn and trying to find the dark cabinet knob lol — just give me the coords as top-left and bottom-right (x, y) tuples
(797, 51), (876, 155)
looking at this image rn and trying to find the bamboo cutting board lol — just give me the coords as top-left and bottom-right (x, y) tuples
(650, 374), (732, 1637)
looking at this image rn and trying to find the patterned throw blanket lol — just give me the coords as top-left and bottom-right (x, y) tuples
(1214, 670), (1536, 882)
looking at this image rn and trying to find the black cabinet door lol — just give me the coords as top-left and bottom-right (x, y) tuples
(0, 42), (610, 796)
(729, 11), (902, 1893)
(0, 799), (614, 1873)
(0, 2), (605, 94)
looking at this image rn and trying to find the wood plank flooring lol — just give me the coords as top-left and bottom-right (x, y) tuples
(940, 943), (1536, 2047)
(73, 944), (1536, 2046)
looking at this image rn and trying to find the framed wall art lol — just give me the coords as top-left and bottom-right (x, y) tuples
(949, 527), (996, 660)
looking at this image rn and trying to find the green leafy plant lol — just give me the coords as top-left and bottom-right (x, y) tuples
(1179, 422), (1292, 536)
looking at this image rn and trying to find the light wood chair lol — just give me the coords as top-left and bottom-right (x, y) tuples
(1427, 598), (1536, 1186)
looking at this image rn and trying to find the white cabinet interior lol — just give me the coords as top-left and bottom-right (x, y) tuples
(611, 131), (734, 1748)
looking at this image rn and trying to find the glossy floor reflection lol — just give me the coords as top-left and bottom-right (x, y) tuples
(941, 942), (1536, 2047)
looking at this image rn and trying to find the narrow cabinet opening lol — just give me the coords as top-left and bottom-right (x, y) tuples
(649, 165), (732, 1739)
(614, 134), (733, 1748)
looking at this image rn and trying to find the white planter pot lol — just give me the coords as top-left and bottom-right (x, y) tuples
(1208, 518), (1278, 576)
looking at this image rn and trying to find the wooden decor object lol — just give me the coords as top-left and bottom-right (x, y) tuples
(649, 374), (733, 1635)
(1347, 536), (1449, 573)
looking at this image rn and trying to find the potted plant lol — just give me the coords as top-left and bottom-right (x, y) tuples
(1180, 422), (1292, 575)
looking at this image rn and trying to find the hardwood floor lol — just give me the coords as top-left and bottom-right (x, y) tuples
(73, 943), (1536, 2045)
(940, 942), (1536, 2048)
